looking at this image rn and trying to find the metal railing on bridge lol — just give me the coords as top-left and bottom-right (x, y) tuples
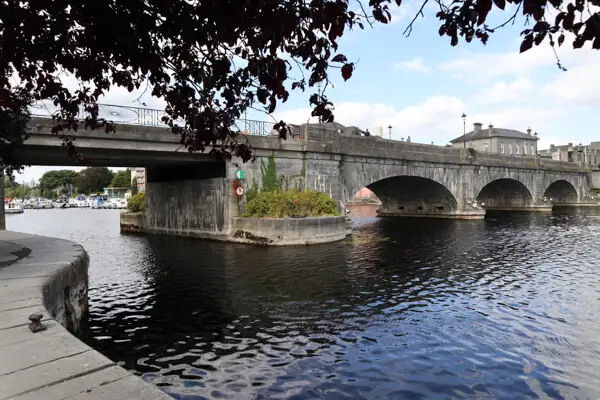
(29, 101), (304, 139)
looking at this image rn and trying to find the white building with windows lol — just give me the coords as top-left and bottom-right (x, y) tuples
(131, 167), (146, 192)
(450, 123), (539, 155)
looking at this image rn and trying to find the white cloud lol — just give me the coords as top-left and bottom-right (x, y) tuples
(475, 78), (535, 104)
(394, 57), (430, 72)
(275, 96), (464, 144)
(438, 43), (598, 84)
(541, 62), (600, 107)
(274, 92), (573, 146)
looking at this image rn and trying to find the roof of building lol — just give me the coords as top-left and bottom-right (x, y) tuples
(450, 126), (539, 143)
(589, 141), (600, 150)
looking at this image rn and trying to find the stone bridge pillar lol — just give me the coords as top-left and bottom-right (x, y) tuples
(143, 162), (235, 239)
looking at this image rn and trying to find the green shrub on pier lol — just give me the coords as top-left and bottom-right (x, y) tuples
(127, 192), (146, 213)
(243, 189), (338, 218)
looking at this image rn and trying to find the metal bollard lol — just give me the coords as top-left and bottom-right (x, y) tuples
(28, 313), (46, 333)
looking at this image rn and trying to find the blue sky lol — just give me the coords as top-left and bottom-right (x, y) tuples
(16, 2), (599, 183)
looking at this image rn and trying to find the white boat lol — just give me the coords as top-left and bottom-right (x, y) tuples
(105, 198), (124, 209)
(52, 201), (69, 209)
(91, 196), (107, 209)
(74, 196), (89, 208)
(5, 201), (24, 214)
(36, 199), (53, 209)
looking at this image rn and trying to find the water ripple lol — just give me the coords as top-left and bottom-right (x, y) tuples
(8, 207), (600, 399)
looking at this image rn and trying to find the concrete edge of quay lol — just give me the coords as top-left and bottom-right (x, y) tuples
(0, 230), (172, 400)
(120, 212), (352, 245)
(230, 216), (350, 246)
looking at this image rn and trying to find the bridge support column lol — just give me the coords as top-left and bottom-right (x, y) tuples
(143, 163), (234, 240)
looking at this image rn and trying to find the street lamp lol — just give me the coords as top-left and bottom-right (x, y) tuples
(461, 113), (467, 149)
(388, 125), (392, 140)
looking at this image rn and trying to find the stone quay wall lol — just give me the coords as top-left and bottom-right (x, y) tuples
(231, 216), (349, 246)
(0, 231), (170, 400)
(121, 212), (349, 246)
(120, 212), (148, 234)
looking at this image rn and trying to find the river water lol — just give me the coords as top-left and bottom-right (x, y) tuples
(7, 207), (600, 399)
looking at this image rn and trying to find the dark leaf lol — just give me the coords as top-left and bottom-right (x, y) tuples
(331, 54), (348, 63)
(493, 0), (506, 10)
(341, 63), (354, 81)
(534, 31), (547, 45)
(475, 0), (493, 26)
(520, 34), (534, 53)
(558, 33), (565, 46)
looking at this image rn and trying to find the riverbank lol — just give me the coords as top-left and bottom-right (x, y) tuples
(0, 230), (171, 400)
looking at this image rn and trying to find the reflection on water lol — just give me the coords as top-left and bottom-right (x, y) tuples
(8, 207), (600, 399)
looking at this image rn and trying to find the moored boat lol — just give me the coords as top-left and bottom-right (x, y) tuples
(5, 200), (24, 214)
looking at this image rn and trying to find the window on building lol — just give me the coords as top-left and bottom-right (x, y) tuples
(500, 143), (505, 153)
(484, 143), (489, 152)
(516, 144), (520, 155)
(508, 144), (512, 154)
(531, 145), (534, 155)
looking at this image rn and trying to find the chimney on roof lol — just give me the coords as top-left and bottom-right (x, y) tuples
(488, 123), (494, 136)
(527, 127), (532, 135)
(473, 122), (482, 134)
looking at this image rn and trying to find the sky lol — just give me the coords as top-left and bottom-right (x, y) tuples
(16, 2), (600, 183)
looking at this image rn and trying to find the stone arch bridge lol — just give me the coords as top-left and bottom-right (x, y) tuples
(22, 118), (593, 238)
(244, 133), (591, 221)
(340, 157), (586, 218)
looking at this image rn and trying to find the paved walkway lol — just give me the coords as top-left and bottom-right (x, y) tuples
(0, 231), (171, 400)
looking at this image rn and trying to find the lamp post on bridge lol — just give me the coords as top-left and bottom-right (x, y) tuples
(388, 125), (392, 140)
(461, 113), (467, 149)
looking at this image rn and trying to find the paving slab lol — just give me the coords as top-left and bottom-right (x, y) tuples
(0, 299), (42, 313)
(66, 375), (170, 400)
(0, 306), (48, 330)
(0, 280), (43, 304)
(0, 321), (62, 348)
(0, 330), (91, 375)
(8, 366), (130, 400)
(0, 350), (111, 399)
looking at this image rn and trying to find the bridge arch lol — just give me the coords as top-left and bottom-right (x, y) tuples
(476, 178), (533, 210)
(544, 180), (578, 204)
(367, 175), (458, 216)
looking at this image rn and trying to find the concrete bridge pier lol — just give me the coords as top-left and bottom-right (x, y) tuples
(143, 162), (236, 240)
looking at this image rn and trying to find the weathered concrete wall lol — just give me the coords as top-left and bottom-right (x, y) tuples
(232, 216), (348, 245)
(0, 231), (170, 399)
(41, 246), (89, 336)
(145, 164), (233, 239)
(120, 212), (147, 233)
(592, 171), (600, 189)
